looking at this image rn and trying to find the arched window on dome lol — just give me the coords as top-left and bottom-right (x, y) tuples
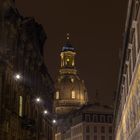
(56, 91), (59, 99)
(72, 90), (76, 99)
(71, 78), (74, 83)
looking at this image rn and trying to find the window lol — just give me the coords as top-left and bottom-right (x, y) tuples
(66, 57), (72, 66)
(93, 115), (98, 122)
(101, 126), (105, 133)
(86, 135), (90, 140)
(101, 115), (105, 123)
(19, 96), (23, 117)
(72, 90), (76, 99)
(85, 114), (90, 122)
(98, 115), (100, 122)
(108, 116), (112, 123)
(12, 136), (15, 140)
(109, 126), (112, 133)
(109, 136), (112, 140)
(101, 136), (105, 140)
(3, 132), (8, 140)
(72, 60), (75, 66)
(86, 125), (90, 133)
(56, 91), (59, 99)
(94, 135), (97, 140)
(94, 126), (97, 133)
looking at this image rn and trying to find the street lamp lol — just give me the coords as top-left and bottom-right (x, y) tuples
(52, 119), (56, 124)
(35, 97), (41, 103)
(35, 97), (41, 140)
(14, 73), (22, 80)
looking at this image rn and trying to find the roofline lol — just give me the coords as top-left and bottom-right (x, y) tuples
(114, 0), (133, 126)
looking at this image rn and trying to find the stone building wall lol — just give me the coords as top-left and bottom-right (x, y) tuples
(0, 1), (54, 140)
(115, 0), (140, 139)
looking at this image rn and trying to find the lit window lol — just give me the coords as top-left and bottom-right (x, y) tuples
(71, 78), (74, 83)
(67, 58), (70, 62)
(72, 90), (76, 99)
(81, 94), (84, 100)
(19, 96), (23, 117)
(56, 91), (59, 99)
(72, 60), (75, 66)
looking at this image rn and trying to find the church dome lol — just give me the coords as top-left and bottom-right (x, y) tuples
(54, 74), (88, 114)
(56, 74), (87, 101)
(62, 42), (75, 52)
(53, 35), (88, 115)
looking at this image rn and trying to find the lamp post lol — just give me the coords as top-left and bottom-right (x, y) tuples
(35, 97), (41, 140)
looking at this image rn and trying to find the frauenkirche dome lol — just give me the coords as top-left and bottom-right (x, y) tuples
(54, 35), (88, 115)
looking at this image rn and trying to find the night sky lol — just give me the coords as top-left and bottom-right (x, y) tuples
(16, 0), (128, 105)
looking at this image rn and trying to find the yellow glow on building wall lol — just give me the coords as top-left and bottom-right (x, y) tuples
(81, 94), (84, 100)
(116, 64), (140, 139)
(19, 96), (23, 117)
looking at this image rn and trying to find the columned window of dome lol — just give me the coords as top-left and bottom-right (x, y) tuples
(72, 90), (76, 99)
(56, 91), (59, 99)
(61, 55), (64, 67)
(61, 59), (64, 67)
(72, 60), (75, 66)
(65, 57), (73, 67)
(67, 58), (70, 62)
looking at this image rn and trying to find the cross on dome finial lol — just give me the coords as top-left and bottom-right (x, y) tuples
(67, 33), (70, 40)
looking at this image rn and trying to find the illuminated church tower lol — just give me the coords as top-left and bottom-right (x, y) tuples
(54, 34), (88, 115)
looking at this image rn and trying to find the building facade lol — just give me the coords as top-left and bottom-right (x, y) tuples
(55, 104), (113, 140)
(114, 0), (140, 139)
(0, 0), (54, 140)
(54, 37), (88, 115)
